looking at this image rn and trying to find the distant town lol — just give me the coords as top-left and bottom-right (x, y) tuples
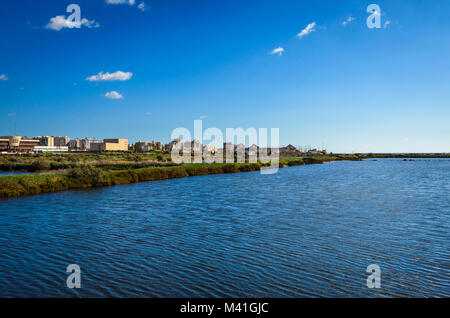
(0, 135), (327, 157)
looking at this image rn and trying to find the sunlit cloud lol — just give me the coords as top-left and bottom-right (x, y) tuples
(270, 47), (284, 56)
(105, 91), (124, 99)
(45, 16), (99, 31)
(0, 74), (8, 81)
(106, 0), (135, 4)
(106, 0), (146, 12)
(86, 71), (133, 82)
(297, 22), (316, 38)
(342, 16), (355, 26)
(138, 2), (147, 11)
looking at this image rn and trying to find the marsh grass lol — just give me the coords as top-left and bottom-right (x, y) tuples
(0, 157), (355, 197)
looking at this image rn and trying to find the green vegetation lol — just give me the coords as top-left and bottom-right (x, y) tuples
(0, 162), (262, 197)
(0, 151), (173, 168)
(0, 151), (174, 172)
(2, 151), (443, 198)
(0, 152), (365, 172)
(363, 153), (450, 159)
(0, 158), (326, 198)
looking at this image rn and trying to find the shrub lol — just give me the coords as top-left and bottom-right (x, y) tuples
(302, 158), (323, 164)
(238, 163), (260, 172)
(287, 160), (304, 166)
(207, 166), (223, 174)
(136, 168), (168, 182)
(222, 164), (239, 173)
(185, 167), (209, 176)
(31, 159), (51, 171)
(166, 167), (188, 179)
(68, 166), (111, 187)
(0, 181), (26, 197)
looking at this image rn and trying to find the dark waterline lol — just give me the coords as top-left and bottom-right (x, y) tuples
(0, 159), (449, 297)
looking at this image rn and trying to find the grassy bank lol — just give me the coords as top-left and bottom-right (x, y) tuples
(0, 151), (173, 172)
(1, 152), (445, 198)
(0, 161), (178, 172)
(0, 157), (344, 198)
(0, 152), (364, 172)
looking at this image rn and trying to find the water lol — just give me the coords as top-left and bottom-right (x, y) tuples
(0, 159), (449, 297)
(0, 171), (33, 176)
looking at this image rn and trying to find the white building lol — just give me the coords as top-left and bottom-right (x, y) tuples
(34, 146), (69, 153)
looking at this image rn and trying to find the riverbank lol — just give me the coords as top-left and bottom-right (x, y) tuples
(0, 156), (355, 198)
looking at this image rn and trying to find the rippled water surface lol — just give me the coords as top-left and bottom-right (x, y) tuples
(0, 159), (449, 297)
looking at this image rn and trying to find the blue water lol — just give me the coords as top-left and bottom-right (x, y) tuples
(0, 159), (449, 297)
(0, 171), (33, 176)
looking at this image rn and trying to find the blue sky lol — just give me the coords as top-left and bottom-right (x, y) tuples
(1, 0), (449, 152)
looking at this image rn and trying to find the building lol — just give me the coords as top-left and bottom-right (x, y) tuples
(34, 146), (69, 153)
(89, 143), (103, 152)
(80, 137), (102, 150)
(39, 136), (54, 147)
(54, 136), (71, 147)
(103, 139), (128, 151)
(192, 139), (202, 153)
(308, 148), (326, 155)
(0, 136), (40, 153)
(203, 145), (218, 153)
(68, 138), (81, 150)
(91, 139), (129, 152)
(164, 138), (182, 151)
(135, 141), (163, 152)
(248, 144), (259, 156)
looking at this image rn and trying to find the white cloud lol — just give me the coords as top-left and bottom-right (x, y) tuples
(297, 22), (316, 38)
(86, 71), (133, 82)
(145, 112), (152, 116)
(199, 115), (207, 119)
(0, 74), (8, 81)
(106, 0), (135, 5)
(138, 2), (147, 11)
(46, 16), (100, 31)
(270, 47), (284, 56)
(106, 0), (147, 12)
(342, 16), (355, 26)
(105, 91), (124, 99)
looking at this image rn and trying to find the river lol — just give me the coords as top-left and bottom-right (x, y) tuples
(0, 159), (449, 297)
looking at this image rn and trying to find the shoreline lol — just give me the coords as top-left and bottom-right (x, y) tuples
(0, 157), (355, 198)
(2, 153), (448, 198)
